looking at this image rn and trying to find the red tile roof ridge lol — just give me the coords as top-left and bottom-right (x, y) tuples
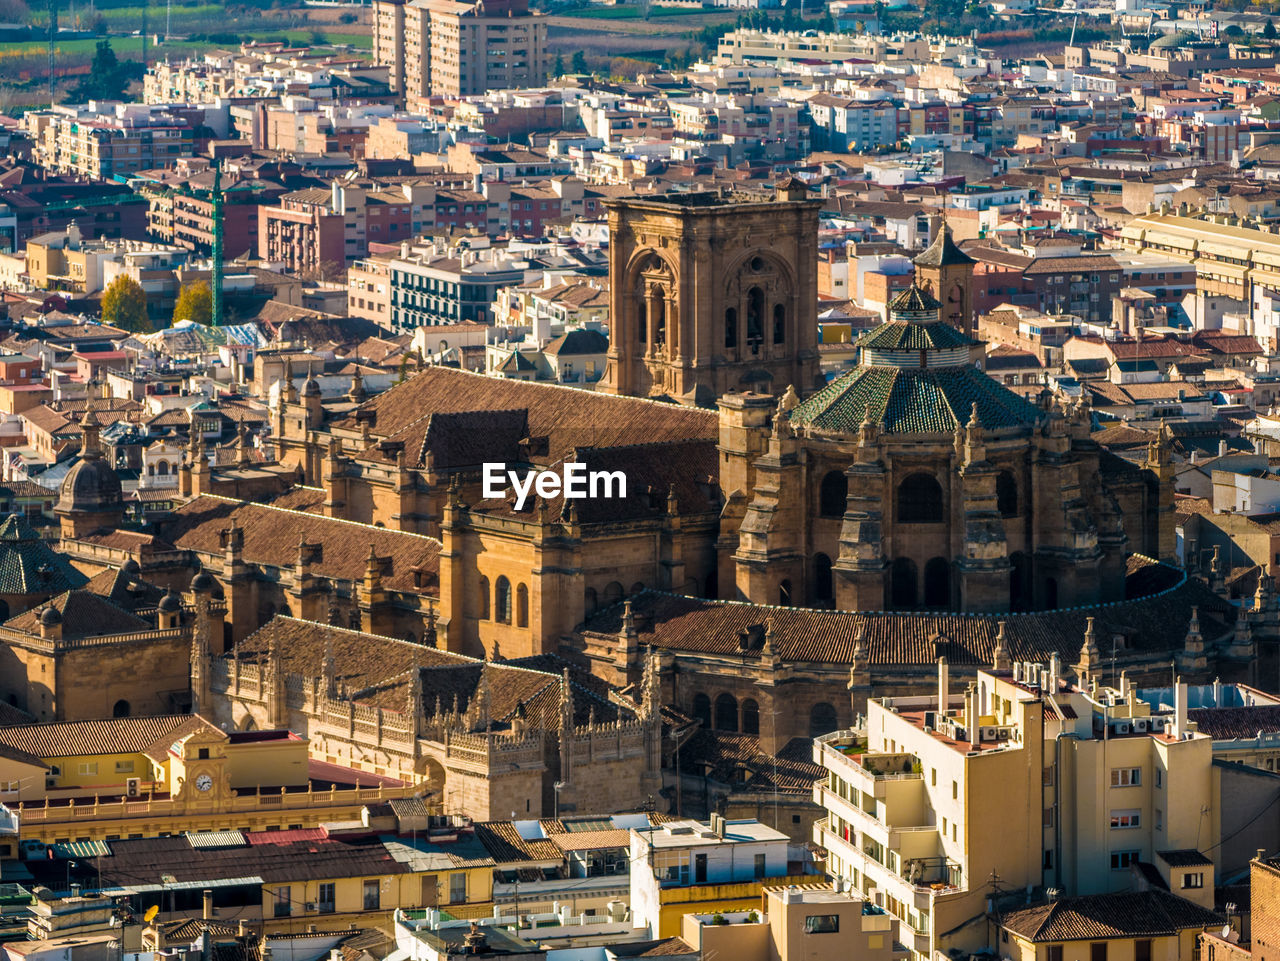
(191, 493), (443, 546)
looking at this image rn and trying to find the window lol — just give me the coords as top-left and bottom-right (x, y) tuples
(78, 763), (98, 776)
(1043, 850), (1054, 869)
(1110, 810), (1140, 829)
(198, 748), (210, 760)
(754, 853), (766, 879)
(318, 882), (335, 913)
(1110, 850), (1140, 870)
(274, 886), (291, 917)
(804, 915), (840, 934)
(1155, 809), (1163, 831)
(1155, 769), (1162, 788)
(952, 781), (958, 800)
(114, 761), (135, 773)
(1091, 945), (1107, 961)
(1182, 872), (1204, 889)
(362, 879), (380, 911)
(1111, 767), (1140, 787)
(819, 471), (848, 517)
(1043, 807), (1055, 828)
(495, 576), (512, 624)
(450, 872), (467, 904)
(1043, 767), (1055, 787)
(897, 473), (943, 524)
(516, 584), (528, 628)
(1136, 941), (1152, 961)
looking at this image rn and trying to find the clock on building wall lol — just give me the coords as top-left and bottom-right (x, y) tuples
(195, 773), (214, 792)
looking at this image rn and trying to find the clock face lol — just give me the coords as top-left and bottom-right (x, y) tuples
(195, 774), (213, 792)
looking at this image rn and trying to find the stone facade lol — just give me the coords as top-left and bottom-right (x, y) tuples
(598, 184), (824, 407)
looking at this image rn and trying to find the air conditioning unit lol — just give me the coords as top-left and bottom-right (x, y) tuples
(997, 728), (1011, 740)
(1133, 719), (1148, 732)
(305, 902), (316, 912)
(980, 726), (998, 742)
(126, 778), (141, 798)
(1116, 722), (1131, 734)
(45, 777), (57, 789)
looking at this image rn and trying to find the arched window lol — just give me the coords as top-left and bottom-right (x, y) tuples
(997, 471), (1018, 518)
(890, 557), (918, 609)
(630, 582), (645, 595)
(773, 303), (785, 345)
(779, 579), (792, 606)
(604, 582), (624, 606)
(112, 699), (131, 718)
(157, 461), (169, 476)
(742, 698), (760, 735)
(746, 287), (764, 353)
(693, 693), (712, 729)
(147, 464), (154, 476)
(809, 702), (838, 737)
(584, 587), (598, 617)
(819, 470), (848, 517)
(652, 294), (666, 345)
(924, 557), (950, 608)
(897, 473), (944, 524)
(813, 553), (833, 604)
(477, 576), (490, 620)
(495, 576), (512, 624)
(516, 584), (529, 628)
(715, 693), (739, 732)
(1010, 552), (1030, 612)
(724, 307), (738, 350)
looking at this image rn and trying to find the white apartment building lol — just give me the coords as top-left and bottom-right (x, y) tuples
(814, 654), (1218, 961)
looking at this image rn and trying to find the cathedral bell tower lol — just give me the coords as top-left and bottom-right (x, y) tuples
(913, 219), (976, 334)
(599, 182), (823, 407)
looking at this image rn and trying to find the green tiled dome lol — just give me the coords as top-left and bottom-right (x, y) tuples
(855, 320), (977, 351)
(788, 364), (1042, 435)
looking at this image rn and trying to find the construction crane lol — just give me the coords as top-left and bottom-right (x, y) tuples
(47, 0), (56, 103)
(211, 160), (223, 327)
(172, 160), (226, 326)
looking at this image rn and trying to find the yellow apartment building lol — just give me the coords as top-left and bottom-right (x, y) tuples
(0, 715), (418, 843)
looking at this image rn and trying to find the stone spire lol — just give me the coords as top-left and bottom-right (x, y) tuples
(992, 619), (1011, 672)
(1076, 616), (1100, 681)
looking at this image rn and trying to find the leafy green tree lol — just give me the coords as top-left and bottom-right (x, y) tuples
(68, 40), (130, 101)
(571, 50), (588, 73)
(553, 53), (565, 76)
(100, 275), (150, 333)
(1265, 18), (1276, 38)
(172, 281), (213, 326)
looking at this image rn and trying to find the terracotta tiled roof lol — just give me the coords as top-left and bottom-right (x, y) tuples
(163, 496), (440, 594)
(0, 713), (203, 759)
(473, 820), (563, 864)
(334, 367), (715, 465)
(1000, 890), (1223, 942)
(579, 558), (1228, 668)
(6, 589), (151, 639)
(1185, 705), (1280, 740)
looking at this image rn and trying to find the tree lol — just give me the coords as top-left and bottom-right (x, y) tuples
(100, 275), (150, 333)
(553, 53), (565, 77)
(571, 50), (588, 74)
(68, 40), (129, 101)
(173, 281), (213, 326)
(1265, 18), (1277, 38)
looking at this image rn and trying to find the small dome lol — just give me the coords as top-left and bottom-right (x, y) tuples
(158, 590), (181, 613)
(191, 569), (215, 593)
(40, 606), (62, 627)
(302, 376), (321, 397)
(57, 408), (122, 518)
(121, 559), (140, 577)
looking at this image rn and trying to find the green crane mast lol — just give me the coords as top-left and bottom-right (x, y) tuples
(211, 161), (223, 327)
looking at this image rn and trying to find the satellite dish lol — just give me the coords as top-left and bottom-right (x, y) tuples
(1221, 926), (1232, 939)
(144, 905), (159, 924)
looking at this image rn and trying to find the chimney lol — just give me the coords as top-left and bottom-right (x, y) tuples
(1258, 848), (1268, 862)
(203, 889), (213, 920)
(1220, 439), (1229, 457)
(938, 656), (950, 717)
(1173, 677), (1188, 739)
(966, 682), (978, 748)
